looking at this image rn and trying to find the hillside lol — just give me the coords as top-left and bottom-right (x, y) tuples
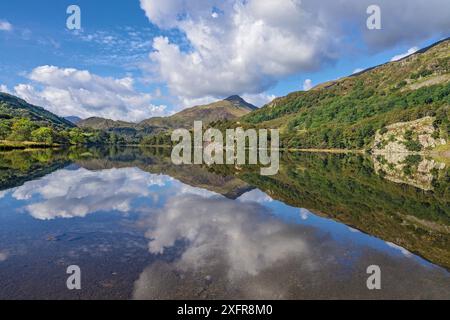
(0, 92), (74, 129)
(139, 95), (257, 130)
(0, 93), (123, 147)
(78, 117), (135, 130)
(78, 95), (257, 133)
(238, 38), (450, 150)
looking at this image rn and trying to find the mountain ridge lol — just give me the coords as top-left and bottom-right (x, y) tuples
(78, 95), (257, 132)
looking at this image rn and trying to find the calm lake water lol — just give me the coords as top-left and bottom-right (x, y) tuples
(0, 147), (449, 299)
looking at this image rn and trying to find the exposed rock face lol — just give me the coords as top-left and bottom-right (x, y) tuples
(373, 154), (446, 191)
(376, 141), (409, 154)
(418, 158), (446, 173)
(373, 116), (447, 154)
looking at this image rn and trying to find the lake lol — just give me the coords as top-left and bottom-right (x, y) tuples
(0, 147), (449, 299)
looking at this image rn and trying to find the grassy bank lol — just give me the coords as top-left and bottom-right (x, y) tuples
(0, 140), (60, 151)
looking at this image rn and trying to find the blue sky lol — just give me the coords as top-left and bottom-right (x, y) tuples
(0, 0), (449, 121)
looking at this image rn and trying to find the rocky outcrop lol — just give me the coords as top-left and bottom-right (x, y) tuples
(373, 116), (447, 154)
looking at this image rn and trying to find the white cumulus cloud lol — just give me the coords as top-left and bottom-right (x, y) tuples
(303, 79), (313, 91)
(13, 65), (168, 121)
(142, 0), (335, 101)
(390, 47), (419, 62)
(140, 0), (450, 102)
(241, 93), (276, 107)
(0, 84), (11, 94)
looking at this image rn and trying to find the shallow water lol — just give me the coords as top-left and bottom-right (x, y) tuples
(0, 147), (449, 299)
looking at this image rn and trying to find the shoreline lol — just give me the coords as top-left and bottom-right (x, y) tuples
(0, 140), (61, 151)
(2, 142), (449, 159)
(287, 148), (365, 154)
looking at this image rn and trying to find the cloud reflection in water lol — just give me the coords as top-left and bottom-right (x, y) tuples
(134, 194), (450, 299)
(11, 167), (166, 220)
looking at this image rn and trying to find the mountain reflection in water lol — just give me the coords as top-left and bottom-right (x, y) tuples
(0, 147), (449, 299)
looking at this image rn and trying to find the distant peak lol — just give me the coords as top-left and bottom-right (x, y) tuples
(64, 116), (83, 125)
(224, 95), (258, 110)
(225, 95), (245, 102)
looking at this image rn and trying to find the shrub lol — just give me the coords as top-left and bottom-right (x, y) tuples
(31, 127), (54, 144)
(8, 118), (36, 141)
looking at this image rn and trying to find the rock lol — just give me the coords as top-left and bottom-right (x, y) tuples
(373, 116), (442, 153)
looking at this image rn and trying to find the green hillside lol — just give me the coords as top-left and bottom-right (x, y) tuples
(0, 93), (120, 148)
(0, 93), (74, 129)
(239, 38), (450, 150)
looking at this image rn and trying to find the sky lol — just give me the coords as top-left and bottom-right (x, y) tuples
(0, 0), (449, 122)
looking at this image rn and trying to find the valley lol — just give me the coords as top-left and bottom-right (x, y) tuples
(0, 39), (449, 156)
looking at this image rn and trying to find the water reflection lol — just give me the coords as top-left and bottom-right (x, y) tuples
(135, 195), (449, 299)
(0, 147), (449, 299)
(373, 153), (446, 191)
(10, 167), (166, 220)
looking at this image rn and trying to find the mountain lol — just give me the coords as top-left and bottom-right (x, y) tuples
(64, 116), (83, 125)
(239, 38), (450, 151)
(138, 95), (257, 130)
(77, 117), (135, 130)
(78, 95), (257, 133)
(224, 95), (258, 110)
(0, 92), (74, 129)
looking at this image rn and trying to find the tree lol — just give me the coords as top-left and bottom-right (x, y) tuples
(0, 120), (11, 140)
(9, 118), (36, 141)
(55, 130), (70, 145)
(31, 127), (54, 144)
(68, 128), (86, 145)
(141, 135), (156, 146)
(109, 132), (118, 145)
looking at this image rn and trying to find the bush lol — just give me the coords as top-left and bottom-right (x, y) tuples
(0, 121), (11, 140)
(8, 118), (36, 141)
(31, 127), (54, 144)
